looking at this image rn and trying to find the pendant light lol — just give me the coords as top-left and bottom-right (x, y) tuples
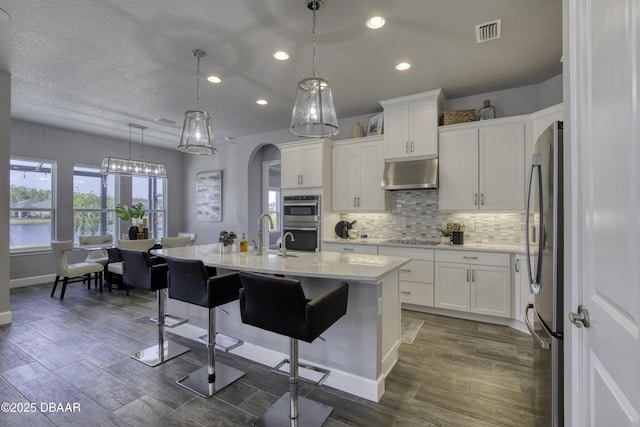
(289, 0), (339, 138)
(177, 49), (217, 154)
(101, 123), (168, 178)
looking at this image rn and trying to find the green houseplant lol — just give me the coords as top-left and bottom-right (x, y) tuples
(116, 203), (145, 239)
(219, 230), (237, 252)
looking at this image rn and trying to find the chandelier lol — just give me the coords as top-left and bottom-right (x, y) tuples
(101, 123), (167, 178)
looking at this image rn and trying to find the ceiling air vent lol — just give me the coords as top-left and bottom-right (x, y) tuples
(476, 19), (502, 43)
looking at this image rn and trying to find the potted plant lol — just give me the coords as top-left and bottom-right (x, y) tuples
(116, 203), (145, 240)
(219, 230), (237, 253)
(437, 225), (454, 244)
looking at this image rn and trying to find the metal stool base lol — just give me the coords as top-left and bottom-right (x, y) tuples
(197, 332), (244, 352)
(130, 341), (190, 367)
(177, 363), (245, 398)
(255, 393), (333, 427)
(150, 314), (188, 328)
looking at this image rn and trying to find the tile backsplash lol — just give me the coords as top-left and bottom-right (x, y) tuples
(340, 190), (527, 244)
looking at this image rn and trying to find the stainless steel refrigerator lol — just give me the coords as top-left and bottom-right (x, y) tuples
(524, 121), (563, 426)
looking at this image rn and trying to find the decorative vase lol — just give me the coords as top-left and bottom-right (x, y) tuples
(222, 245), (232, 254)
(128, 225), (138, 240)
(351, 121), (365, 138)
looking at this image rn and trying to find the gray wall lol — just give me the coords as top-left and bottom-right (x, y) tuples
(9, 119), (185, 282)
(1, 70), (10, 324)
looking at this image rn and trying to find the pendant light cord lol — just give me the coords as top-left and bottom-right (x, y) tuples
(312, 6), (317, 78)
(128, 124), (132, 160)
(196, 54), (201, 110)
(140, 126), (144, 161)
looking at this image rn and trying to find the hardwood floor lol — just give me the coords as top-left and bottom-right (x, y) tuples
(0, 283), (547, 426)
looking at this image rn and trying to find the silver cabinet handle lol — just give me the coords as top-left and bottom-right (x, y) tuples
(471, 269), (475, 283)
(400, 269), (411, 273)
(357, 197), (360, 207)
(405, 141), (409, 153)
(300, 174), (303, 185)
(354, 197), (357, 207)
(474, 193), (478, 206)
(400, 291), (411, 295)
(515, 259), (520, 272)
(466, 269), (470, 282)
(411, 141), (414, 152)
(343, 248), (354, 251)
(481, 193), (485, 205)
(463, 256), (478, 260)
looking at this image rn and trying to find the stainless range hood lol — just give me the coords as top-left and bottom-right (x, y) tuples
(381, 158), (438, 190)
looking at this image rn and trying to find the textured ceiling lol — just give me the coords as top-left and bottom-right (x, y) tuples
(0, 0), (562, 149)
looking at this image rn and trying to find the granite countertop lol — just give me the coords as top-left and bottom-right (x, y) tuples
(323, 238), (527, 254)
(152, 243), (410, 282)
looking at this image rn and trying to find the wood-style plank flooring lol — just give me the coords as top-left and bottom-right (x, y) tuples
(0, 282), (547, 426)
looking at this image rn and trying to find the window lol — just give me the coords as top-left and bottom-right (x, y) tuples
(73, 165), (115, 242)
(10, 158), (56, 251)
(132, 176), (166, 239)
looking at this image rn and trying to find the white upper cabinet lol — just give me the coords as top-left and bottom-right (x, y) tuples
(279, 139), (331, 189)
(332, 136), (388, 211)
(380, 89), (444, 160)
(439, 116), (526, 211)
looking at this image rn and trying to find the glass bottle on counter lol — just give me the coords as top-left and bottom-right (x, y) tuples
(478, 99), (496, 120)
(239, 233), (248, 252)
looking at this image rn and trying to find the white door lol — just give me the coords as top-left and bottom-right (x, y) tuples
(332, 144), (359, 211)
(410, 100), (438, 156)
(567, 0), (640, 425)
(299, 144), (322, 187)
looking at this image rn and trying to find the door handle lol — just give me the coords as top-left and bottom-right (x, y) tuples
(300, 174), (303, 184)
(400, 291), (411, 295)
(481, 193), (485, 205)
(343, 248), (354, 251)
(569, 305), (590, 328)
(471, 269), (475, 283)
(474, 193), (478, 206)
(466, 269), (470, 282)
(515, 259), (520, 272)
(524, 303), (551, 349)
(410, 141), (414, 153)
(354, 197), (357, 207)
(357, 197), (360, 207)
(405, 141), (409, 153)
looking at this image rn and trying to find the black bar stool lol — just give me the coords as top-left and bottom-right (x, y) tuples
(166, 257), (246, 397)
(238, 271), (349, 427)
(120, 249), (190, 366)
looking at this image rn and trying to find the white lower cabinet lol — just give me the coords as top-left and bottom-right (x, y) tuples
(322, 242), (378, 255)
(513, 253), (535, 326)
(379, 246), (435, 307)
(435, 250), (511, 318)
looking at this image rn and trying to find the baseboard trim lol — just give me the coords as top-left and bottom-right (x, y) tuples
(10, 274), (55, 289)
(0, 311), (13, 325)
(169, 324), (383, 402)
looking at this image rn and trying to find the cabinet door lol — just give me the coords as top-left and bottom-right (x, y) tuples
(281, 147), (301, 188)
(300, 144), (323, 187)
(332, 144), (359, 211)
(384, 104), (411, 159)
(438, 128), (479, 210)
(434, 262), (470, 312)
(479, 122), (525, 210)
(470, 264), (511, 318)
(357, 141), (386, 210)
(410, 100), (438, 156)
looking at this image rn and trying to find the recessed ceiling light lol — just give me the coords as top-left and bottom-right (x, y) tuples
(207, 75), (221, 83)
(256, 99), (268, 105)
(273, 51), (290, 60)
(395, 62), (411, 71)
(366, 16), (385, 29)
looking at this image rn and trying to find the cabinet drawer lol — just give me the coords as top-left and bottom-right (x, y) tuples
(322, 242), (378, 255)
(400, 281), (434, 307)
(378, 246), (435, 261)
(435, 250), (509, 267)
(399, 260), (434, 283)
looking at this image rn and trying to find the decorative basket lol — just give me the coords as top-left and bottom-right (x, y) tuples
(442, 109), (476, 125)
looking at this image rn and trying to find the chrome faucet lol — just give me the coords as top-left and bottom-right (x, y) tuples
(282, 232), (295, 258)
(257, 213), (274, 255)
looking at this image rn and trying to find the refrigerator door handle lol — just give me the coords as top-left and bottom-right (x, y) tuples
(524, 303), (551, 349)
(525, 155), (544, 295)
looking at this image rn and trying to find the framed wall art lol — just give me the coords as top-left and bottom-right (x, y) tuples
(196, 170), (222, 221)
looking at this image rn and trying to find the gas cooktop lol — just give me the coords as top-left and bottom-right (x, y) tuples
(384, 239), (440, 246)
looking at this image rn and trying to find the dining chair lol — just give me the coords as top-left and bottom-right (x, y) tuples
(78, 234), (112, 267)
(160, 236), (191, 248)
(50, 240), (104, 300)
(177, 232), (198, 245)
(106, 239), (157, 291)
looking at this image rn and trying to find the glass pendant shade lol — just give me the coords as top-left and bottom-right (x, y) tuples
(177, 110), (216, 154)
(290, 77), (338, 137)
(100, 157), (167, 178)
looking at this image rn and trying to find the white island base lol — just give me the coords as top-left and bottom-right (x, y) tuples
(152, 245), (408, 402)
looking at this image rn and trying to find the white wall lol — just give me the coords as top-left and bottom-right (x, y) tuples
(0, 69), (11, 324)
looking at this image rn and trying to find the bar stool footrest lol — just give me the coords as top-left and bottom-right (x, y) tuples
(197, 332), (244, 352)
(271, 358), (330, 386)
(131, 341), (190, 367)
(255, 393), (333, 427)
(176, 362), (245, 398)
(150, 314), (189, 328)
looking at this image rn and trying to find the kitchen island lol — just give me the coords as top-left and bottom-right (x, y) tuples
(151, 244), (410, 402)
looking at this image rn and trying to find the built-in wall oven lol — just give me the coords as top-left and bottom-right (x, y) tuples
(282, 195), (320, 252)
